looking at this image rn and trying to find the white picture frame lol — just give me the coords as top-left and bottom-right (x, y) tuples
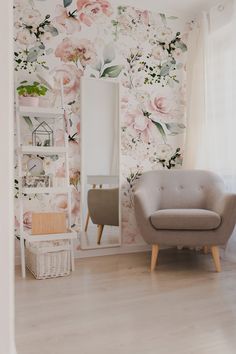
(22, 175), (52, 188)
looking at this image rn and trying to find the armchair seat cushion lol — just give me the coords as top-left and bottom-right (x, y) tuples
(150, 209), (221, 231)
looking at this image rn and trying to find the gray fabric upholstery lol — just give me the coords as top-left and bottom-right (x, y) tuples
(134, 170), (236, 247)
(88, 188), (119, 226)
(150, 209), (221, 230)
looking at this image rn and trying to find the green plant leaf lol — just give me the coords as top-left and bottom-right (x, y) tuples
(175, 40), (187, 52)
(101, 65), (123, 78)
(23, 116), (33, 130)
(103, 43), (116, 64)
(44, 25), (59, 37)
(165, 122), (186, 135)
(160, 63), (171, 77)
(160, 13), (167, 25)
(27, 47), (40, 62)
(168, 16), (178, 20)
(151, 121), (166, 142)
(46, 48), (53, 55)
(63, 0), (72, 7)
(91, 59), (102, 72)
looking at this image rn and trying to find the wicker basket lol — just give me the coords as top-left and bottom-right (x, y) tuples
(25, 240), (71, 280)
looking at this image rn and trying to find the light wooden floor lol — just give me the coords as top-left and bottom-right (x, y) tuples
(15, 249), (236, 354)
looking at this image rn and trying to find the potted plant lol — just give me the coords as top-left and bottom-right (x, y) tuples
(17, 81), (48, 107)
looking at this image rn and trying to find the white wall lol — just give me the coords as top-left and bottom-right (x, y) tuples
(0, 0), (16, 353)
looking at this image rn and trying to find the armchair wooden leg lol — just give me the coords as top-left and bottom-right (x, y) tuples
(211, 246), (221, 272)
(97, 225), (104, 245)
(150, 245), (159, 272)
(84, 212), (90, 232)
(203, 246), (208, 254)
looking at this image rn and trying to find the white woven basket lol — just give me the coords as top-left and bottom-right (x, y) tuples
(25, 240), (71, 280)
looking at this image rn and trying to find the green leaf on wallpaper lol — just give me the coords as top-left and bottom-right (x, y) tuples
(160, 13), (167, 25)
(91, 60), (102, 72)
(63, 0), (72, 7)
(168, 16), (178, 20)
(44, 25), (59, 37)
(151, 121), (166, 142)
(160, 63), (171, 77)
(101, 65), (123, 78)
(166, 123), (186, 135)
(38, 43), (45, 50)
(175, 40), (187, 52)
(103, 43), (116, 64)
(46, 48), (53, 55)
(23, 116), (33, 130)
(27, 48), (40, 62)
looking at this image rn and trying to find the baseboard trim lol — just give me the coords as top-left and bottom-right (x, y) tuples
(76, 244), (152, 259)
(15, 243), (172, 265)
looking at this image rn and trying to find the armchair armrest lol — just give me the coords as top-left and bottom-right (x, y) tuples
(134, 187), (160, 220)
(210, 193), (236, 217)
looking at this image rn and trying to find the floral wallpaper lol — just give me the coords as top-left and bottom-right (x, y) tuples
(14, 0), (190, 247)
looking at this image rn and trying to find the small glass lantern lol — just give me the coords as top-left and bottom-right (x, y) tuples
(32, 121), (54, 147)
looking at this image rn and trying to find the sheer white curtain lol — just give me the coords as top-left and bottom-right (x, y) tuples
(184, 0), (236, 261)
(183, 13), (208, 168)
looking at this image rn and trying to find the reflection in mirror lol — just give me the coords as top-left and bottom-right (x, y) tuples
(80, 78), (121, 249)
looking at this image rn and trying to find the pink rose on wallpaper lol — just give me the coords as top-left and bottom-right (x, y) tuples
(151, 46), (169, 61)
(55, 37), (97, 67)
(50, 187), (80, 224)
(23, 211), (32, 230)
(76, 122), (80, 135)
(69, 139), (80, 170)
(55, 163), (66, 178)
(51, 194), (67, 212)
(16, 29), (36, 47)
(125, 109), (157, 143)
(53, 5), (81, 35)
(22, 8), (42, 27)
(136, 9), (149, 25)
(77, 0), (113, 26)
(150, 96), (172, 122)
(71, 187), (80, 218)
(54, 64), (83, 100)
(54, 129), (65, 146)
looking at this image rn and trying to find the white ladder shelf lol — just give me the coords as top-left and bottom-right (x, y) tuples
(15, 86), (77, 278)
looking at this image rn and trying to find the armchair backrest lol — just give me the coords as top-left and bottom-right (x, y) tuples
(135, 170), (224, 210)
(88, 187), (119, 226)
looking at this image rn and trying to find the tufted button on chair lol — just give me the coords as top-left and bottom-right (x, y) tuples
(134, 170), (236, 272)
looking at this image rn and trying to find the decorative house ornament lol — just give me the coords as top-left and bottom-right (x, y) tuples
(32, 121), (54, 147)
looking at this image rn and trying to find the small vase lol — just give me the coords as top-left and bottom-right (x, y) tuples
(19, 96), (39, 107)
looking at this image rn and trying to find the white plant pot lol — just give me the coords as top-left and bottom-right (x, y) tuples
(19, 96), (39, 107)
(38, 96), (51, 108)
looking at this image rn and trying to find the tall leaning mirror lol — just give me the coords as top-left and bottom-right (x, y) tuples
(80, 78), (121, 249)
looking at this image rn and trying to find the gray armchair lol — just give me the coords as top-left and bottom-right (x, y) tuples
(87, 188), (119, 245)
(134, 170), (236, 272)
